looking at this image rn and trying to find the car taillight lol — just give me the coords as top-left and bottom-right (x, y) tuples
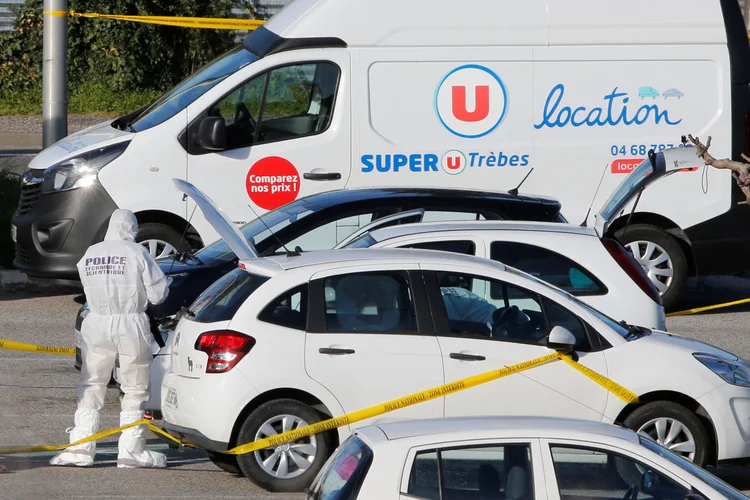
(601, 238), (663, 307)
(194, 330), (256, 373)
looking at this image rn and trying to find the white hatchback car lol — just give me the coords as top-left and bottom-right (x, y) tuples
(339, 220), (666, 330)
(160, 183), (750, 493)
(307, 416), (748, 500)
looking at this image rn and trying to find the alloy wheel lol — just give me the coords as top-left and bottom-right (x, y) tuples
(253, 414), (318, 479)
(139, 239), (177, 259)
(636, 417), (697, 461)
(624, 240), (674, 295)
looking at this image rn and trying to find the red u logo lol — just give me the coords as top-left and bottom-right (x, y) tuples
(447, 156), (461, 170)
(452, 85), (490, 122)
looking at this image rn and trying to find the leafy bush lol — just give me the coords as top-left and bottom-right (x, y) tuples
(0, 0), (261, 112)
(0, 164), (21, 268)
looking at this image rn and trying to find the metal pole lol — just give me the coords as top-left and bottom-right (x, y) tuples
(42, 0), (68, 148)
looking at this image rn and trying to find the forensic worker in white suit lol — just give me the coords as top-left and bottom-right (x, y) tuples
(50, 209), (170, 468)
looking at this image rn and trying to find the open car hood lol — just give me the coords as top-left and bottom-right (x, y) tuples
(594, 146), (702, 236)
(172, 179), (259, 261)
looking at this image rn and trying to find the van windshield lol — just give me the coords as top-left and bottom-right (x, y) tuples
(128, 46), (258, 132)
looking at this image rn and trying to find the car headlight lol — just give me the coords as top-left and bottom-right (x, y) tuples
(694, 353), (750, 388)
(41, 141), (130, 193)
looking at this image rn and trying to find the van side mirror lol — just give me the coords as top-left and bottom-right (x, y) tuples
(195, 116), (226, 151)
(547, 325), (577, 356)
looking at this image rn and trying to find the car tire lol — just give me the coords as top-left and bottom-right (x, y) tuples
(622, 401), (710, 467)
(136, 222), (192, 260)
(614, 224), (687, 311)
(206, 451), (242, 475)
(235, 399), (334, 493)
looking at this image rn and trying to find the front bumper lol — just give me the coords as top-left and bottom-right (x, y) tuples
(697, 382), (750, 462)
(11, 179), (118, 281)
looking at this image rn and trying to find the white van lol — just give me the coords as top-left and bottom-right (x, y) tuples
(11, 0), (750, 309)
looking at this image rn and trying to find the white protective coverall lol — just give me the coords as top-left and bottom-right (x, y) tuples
(50, 209), (170, 468)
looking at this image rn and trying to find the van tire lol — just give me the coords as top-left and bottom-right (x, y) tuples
(136, 223), (192, 259)
(623, 401), (709, 467)
(614, 224), (687, 311)
(235, 399), (334, 492)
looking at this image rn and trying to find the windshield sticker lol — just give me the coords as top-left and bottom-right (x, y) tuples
(246, 157), (300, 211)
(361, 149), (530, 174)
(435, 64), (509, 139)
(535, 84), (683, 129)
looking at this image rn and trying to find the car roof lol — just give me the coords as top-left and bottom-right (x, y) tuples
(238, 247), (507, 276)
(356, 416), (640, 446)
(367, 220), (597, 243)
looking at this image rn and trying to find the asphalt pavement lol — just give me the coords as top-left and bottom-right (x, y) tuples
(2, 275), (750, 498)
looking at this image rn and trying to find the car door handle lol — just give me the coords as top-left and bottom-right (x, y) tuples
(319, 347), (355, 355)
(304, 172), (342, 181)
(450, 352), (486, 361)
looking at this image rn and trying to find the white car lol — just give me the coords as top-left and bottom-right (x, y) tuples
(307, 416), (748, 500)
(339, 219), (666, 330)
(160, 179), (750, 493)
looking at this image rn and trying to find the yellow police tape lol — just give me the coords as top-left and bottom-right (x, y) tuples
(0, 338), (76, 356)
(43, 10), (266, 30)
(666, 297), (750, 318)
(0, 348), (639, 456)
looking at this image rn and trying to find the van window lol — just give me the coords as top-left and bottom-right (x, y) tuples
(207, 61), (340, 150)
(130, 46), (258, 132)
(190, 268), (268, 323)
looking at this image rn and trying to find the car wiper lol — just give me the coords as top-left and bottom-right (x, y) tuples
(618, 320), (651, 338)
(179, 306), (195, 320)
(175, 250), (204, 265)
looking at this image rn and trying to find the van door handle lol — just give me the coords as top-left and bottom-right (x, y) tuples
(449, 352), (486, 361)
(319, 347), (355, 355)
(304, 172), (341, 181)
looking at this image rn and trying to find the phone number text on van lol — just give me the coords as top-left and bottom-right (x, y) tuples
(611, 144), (686, 156)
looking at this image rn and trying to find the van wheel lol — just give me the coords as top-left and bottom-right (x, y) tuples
(623, 401), (709, 466)
(614, 224), (687, 311)
(136, 223), (191, 260)
(235, 399), (334, 492)
(206, 451), (242, 475)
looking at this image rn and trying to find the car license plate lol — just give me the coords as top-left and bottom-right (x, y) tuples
(165, 387), (178, 409)
(10, 224), (16, 243)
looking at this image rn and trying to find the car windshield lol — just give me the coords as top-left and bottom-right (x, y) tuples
(306, 435), (374, 500)
(193, 198), (326, 263)
(128, 46), (258, 132)
(638, 437), (748, 500)
(502, 264), (632, 339)
(599, 158), (654, 221)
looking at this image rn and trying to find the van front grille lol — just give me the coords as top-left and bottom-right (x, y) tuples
(15, 243), (31, 265)
(17, 182), (42, 216)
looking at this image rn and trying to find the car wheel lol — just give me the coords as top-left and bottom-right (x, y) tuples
(206, 451), (242, 475)
(623, 401), (710, 466)
(235, 399), (334, 493)
(614, 224), (687, 311)
(136, 223), (192, 260)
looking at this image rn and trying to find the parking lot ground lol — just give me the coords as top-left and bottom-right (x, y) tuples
(2, 275), (750, 498)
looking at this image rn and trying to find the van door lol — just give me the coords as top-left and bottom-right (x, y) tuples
(185, 50), (351, 244)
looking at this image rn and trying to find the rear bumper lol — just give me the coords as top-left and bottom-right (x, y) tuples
(162, 422), (230, 452)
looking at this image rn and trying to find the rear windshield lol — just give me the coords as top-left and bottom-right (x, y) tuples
(306, 435), (373, 500)
(190, 268), (268, 323)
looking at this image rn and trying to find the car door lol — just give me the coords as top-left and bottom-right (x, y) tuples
(539, 439), (700, 500)
(185, 50), (351, 244)
(421, 264), (610, 422)
(304, 264), (445, 430)
(401, 439), (549, 500)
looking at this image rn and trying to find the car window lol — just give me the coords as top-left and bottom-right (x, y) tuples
(421, 211), (488, 223)
(400, 240), (476, 256)
(205, 61), (339, 150)
(550, 445), (691, 500)
(306, 435), (373, 500)
(406, 444), (533, 500)
(323, 271), (417, 334)
(490, 242), (605, 296)
(190, 268), (269, 323)
(433, 271), (591, 351)
(258, 284), (307, 330)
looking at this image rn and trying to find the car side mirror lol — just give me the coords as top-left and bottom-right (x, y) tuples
(195, 116), (226, 151)
(547, 325), (577, 356)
